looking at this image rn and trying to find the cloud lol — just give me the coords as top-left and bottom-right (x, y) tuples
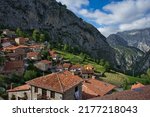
(56, 0), (89, 12)
(56, 0), (150, 37)
(119, 16), (150, 31)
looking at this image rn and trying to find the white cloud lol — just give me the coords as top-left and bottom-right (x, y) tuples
(56, 0), (89, 12)
(56, 0), (150, 37)
(119, 17), (150, 31)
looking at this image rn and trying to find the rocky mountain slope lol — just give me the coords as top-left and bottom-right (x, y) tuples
(117, 28), (150, 52)
(107, 34), (144, 73)
(0, 0), (116, 66)
(134, 51), (150, 75)
(107, 34), (128, 47)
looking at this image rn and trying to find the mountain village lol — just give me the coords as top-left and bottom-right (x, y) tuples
(0, 29), (150, 100)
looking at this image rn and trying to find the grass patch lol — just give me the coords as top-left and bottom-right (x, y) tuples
(101, 72), (126, 87)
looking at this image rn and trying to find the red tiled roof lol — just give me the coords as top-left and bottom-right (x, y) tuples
(27, 52), (39, 57)
(3, 45), (28, 51)
(3, 61), (24, 71)
(63, 63), (71, 68)
(40, 60), (51, 64)
(26, 71), (83, 93)
(7, 84), (30, 92)
(49, 50), (57, 58)
(131, 83), (144, 90)
(91, 85), (150, 100)
(82, 79), (116, 100)
(29, 44), (44, 49)
(70, 64), (81, 69)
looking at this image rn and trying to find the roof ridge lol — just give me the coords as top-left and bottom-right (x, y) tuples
(56, 73), (64, 93)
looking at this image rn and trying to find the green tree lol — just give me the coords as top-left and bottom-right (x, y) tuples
(16, 28), (25, 37)
(32, 29), (40, 42)
(146, 68), (150, 78)
(0, 56), (5, 65)
(39, 33), (45, 42)
(63, 44), (69, 51)
(100, 59), (105, 66)
(24, 70), (37, 81)
(41, 50), (49, 59)
(104, 61), (110, 72)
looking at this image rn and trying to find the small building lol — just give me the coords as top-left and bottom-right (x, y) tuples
(82, 78), (116, 100)
(2, 29), (16, 38)
(1, 61), (25, 76)
(91, 85), (150, 100)
(27, 52), (41, 60)
(49, 50), (59, 61)
(4, 46), (27, 60)
(26, 71), (83, 100)
(131, 82), (144, 90)
(2, 42), (13, 48)
(56, 65), (64, 72)
(81, 68), (94, 79)
(7, 84), (31, 100)
(63, 63), (71, 70)
(29, 44), (44, 52)
(15, 37), (28, 45)
(34, 60), (52, 71)
(70, 64), (82, 75)
(6, 53), (22, 61)
(84, 64), (94, 70)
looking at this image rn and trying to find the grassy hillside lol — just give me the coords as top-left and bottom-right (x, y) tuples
(57, 50), (150, 89)
(57, 50), (106, 73)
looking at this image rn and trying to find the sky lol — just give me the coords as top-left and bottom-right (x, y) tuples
(56, 0), (150, 37)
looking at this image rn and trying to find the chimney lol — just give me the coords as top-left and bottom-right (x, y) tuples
(10, 83), (14, 89)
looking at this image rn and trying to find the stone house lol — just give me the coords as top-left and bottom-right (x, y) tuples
(49, 50), (59, 61)
(2, 29), (16, 38)
(62, 63), (71, 70)
(29, 44), (44, 52)
(7, 84), (31, 100)
(26, 71), (83, 100)
(82, 78), (116, 100)
(27, 52), (41, 60)
(34, 60), (52, 71)
(15, 37), (28, 45)
(81, 68), (94, 79)
(70, 64), (82, 75)
(1, 60), (25, 76)
(6, 53), (22, 61)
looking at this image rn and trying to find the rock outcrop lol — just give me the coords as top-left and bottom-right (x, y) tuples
(0, 0), (116, 66)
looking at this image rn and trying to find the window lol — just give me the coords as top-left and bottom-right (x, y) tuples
(51, 91), (55, 98)
(34, 87), (38, 93)
(42, 89), (47, 96)
(75, 86), (79, 92)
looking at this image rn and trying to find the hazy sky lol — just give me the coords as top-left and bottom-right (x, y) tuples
(56, 0), (150, 37)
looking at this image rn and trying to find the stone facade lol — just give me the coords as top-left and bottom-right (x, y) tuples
(8, 90), (31, 100)
(30, 86), (63, 100)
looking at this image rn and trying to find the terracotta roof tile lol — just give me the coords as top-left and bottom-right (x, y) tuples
(7, 84), (30, 92)
(131, 83), (144, 90)
(91, 85), (150, 100)
(3, 61), (24, 71)
(49, 50), (57, 58)
(40, 60), (51, 64)
(63, 63), (71, 69)
(70, 64), (81, 69)
(27, 52), (39, 57)
(26, 71), (83, 93)
(82, 79), (116, 99)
